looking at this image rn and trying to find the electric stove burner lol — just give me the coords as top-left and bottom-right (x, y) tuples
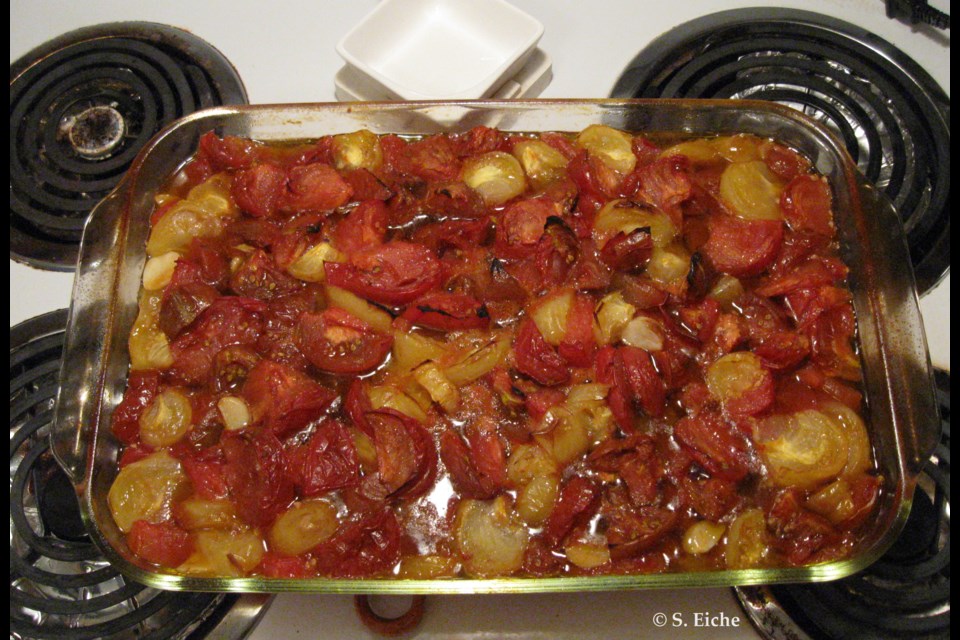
(10, 22), (249, 272)
(734, 368), (950, 640)
(610, 8), (950, 295)
(10, 310), (270, 640)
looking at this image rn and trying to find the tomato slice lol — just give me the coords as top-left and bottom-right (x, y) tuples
(557, 293), (598, 367)
(514, 319), (570, 386)
(325, 241), (442, 306)
(401, 292), (490, 331)
(180, 452), (229, 501)
(763, 142), (811, 182)
(241, 359), (337, 436)
(405, 135), (461, 181)
(412, 217), (491, 253)
(535, 218), (580, 287)
(312, 509), (402, 577)
(341, 168), (393, 201)
(605, 504), (678, 559)
(367, 410), (438, 501)
(168, 297), (266, 385)
(112, 371), (161, 445)
(222, 429), (295, 527)
(332, 200), (388, 255)
(280, 162), (353, 213)
(634, 155), (692, 228)
(543, 476), (600, 545)
(674, 410), (752, 481)
(198, 131), (260, 170)
(158, 281), (220, 340)
(768, 488), (839, 566)
(439, 424), (507, 500)
(296, 308), (392, 374)
(495, 198), (555, 259)
(702, 213), (784, 278)
(283, 419), (360, 496)
(127, 520), (194, 567)
(780, 174), (835, 236)
(257, 551), (315, 578)
(599, 228), (654, 272)
(231, 162), (287, 218)
(615, 345), (666, 420)
(229, 249), (303, 301)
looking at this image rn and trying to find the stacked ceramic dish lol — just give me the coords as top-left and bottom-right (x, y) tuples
(335, 0), (549, 101)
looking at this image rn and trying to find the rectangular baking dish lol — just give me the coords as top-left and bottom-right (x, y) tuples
(51, 99), (939, 594)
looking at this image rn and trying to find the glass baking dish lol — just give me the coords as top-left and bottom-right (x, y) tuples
(51, 99), (939, 594)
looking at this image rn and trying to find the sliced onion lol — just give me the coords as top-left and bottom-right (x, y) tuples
(142, 251), (180, 291)
(413, 362), (460, 412)
(139, 389), (193, 448)
(288, 242), (343, 282)
(462, 151), (527, 206)
(719, 161), (783, 221)
(595, 291), (636, 344)
(576, 125), (636, 174)
(682, 520), (726, 555)
(325, 285), (394, 333)
(268, 499), (339, 556)
(530, 289), (574, 346)
(217, 396), (251, 431)
(620, 315), (663, 351)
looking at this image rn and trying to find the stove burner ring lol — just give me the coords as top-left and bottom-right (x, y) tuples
(9, 23), (248, 272)
(9, 310), (270, 640)
(64, 104), (127, 158)
(610, 8), (950, 295)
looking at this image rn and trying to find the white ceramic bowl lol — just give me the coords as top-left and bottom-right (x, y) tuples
(336, 0), (544, 100)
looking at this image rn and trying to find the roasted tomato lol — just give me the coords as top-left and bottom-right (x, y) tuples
(112, 371), (161, 445)
(401, 292), (490, 331)
(222, 429), (295, 527)
(312, 509), (402, 578)
(198, 131), (260, 170)
(514, 319), (570, 386)
(325, 241), (442, 306)
(633, 155), (692, 226)
(494, 198), (555, 259)
(229, 250), (303, 300)
(231, 162), (287, 218)
(331, 199), (388, 254)
(368, 409), (438, 500)
(127, 520), (194, 567)
(280, 162), (353, 213)
(158, 281), (220, 340)
(613, 345), (666, 421)
(439, 423), (508, 499)
(241, 360), (337, 436)
(543, 476), (600, 545)
(167, 297), (266, 385)
(780, 174), (834, 237)
(674, 410), (753, 481)
(296, 308), (392, 374)
(701, 213), (784, 278)
(284, 419), (360, 496)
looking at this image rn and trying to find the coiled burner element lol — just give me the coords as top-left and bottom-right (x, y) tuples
(10, 23), (248, 271)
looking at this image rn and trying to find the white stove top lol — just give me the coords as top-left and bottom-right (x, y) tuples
(9, 1), (950, 638)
